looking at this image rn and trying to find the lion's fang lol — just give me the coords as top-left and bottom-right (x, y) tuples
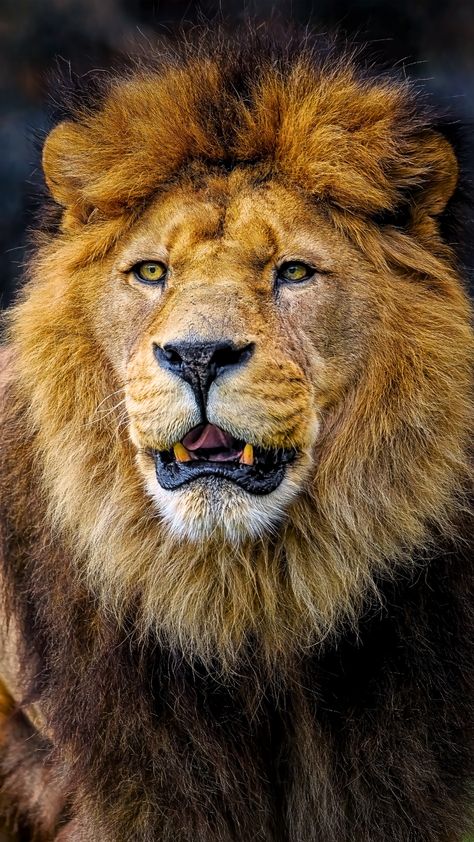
(173, 443), (192, 462)
(240, 443), (254, 466)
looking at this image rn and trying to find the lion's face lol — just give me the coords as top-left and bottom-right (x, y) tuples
(95, 175), (371, 541)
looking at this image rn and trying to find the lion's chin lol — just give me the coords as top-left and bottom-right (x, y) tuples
(144, 469), (305, 543)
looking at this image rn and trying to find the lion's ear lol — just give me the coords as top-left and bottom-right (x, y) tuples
(413, 131), (458, 216)
(42, 121), (92, 223)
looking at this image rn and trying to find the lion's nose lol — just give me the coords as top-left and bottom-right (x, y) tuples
(153, 339), (254, 406)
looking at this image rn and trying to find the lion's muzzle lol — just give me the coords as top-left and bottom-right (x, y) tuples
(150, 337), (297, 494)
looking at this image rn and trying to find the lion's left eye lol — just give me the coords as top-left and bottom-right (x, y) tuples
(277, 262), (315, 284)
(132, 261), (168, 284)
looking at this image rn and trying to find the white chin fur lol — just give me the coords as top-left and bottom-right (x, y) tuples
(145, 472), (302, 543)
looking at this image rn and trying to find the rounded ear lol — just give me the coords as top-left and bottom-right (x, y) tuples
(416, 131), (458, 216)
(42, 121), (91, 221)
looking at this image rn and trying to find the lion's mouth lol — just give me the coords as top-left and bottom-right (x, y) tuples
(153, 423), (296, 494)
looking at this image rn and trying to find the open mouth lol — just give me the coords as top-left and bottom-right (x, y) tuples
(153, 423), (297, 495)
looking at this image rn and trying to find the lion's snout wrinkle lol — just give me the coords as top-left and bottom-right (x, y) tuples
(153, 338), (255, 409)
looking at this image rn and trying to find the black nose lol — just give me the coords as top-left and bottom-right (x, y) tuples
(153, 340), (254, 407)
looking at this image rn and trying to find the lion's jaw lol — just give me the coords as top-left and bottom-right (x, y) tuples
(145, 474), (305, 543)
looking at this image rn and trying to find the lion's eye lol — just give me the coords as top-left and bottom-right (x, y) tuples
(132, 261), (168, 284)
(277, 262), (315, 284)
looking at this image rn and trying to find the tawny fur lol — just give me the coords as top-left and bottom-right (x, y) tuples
(0, 29), (473, 842)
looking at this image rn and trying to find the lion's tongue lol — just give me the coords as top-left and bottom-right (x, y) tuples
(181, 424), (243, 462)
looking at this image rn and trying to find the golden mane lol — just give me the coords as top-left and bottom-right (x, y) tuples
(42, 37), (458, 226)
(5, 34), (473, 669)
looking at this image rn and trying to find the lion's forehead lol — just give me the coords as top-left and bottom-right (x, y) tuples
(120, 180), (337, 278)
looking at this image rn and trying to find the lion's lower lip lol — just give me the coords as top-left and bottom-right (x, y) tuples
(153, 445), (297, 495)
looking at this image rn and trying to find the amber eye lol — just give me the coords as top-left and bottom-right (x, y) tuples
(277, 262), (315, 284)
(132, 261), (168, 284)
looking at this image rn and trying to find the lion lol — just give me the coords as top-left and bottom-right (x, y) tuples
(0, 28), (473, 842)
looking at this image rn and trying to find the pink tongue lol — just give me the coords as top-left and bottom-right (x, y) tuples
(181, 424), (242, 462)
(182, 423), (235, 451)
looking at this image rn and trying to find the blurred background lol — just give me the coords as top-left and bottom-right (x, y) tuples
(0, 0), (473, 307)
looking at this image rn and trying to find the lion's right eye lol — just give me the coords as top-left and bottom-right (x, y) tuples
(132, 261), (168, 285)
(276, 261), (316, 285)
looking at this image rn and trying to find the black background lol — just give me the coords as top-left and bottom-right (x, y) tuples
(1, 0), (473, 307)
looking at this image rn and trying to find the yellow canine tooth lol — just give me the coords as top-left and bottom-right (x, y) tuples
(240, 443), (254, 466)
(173, 442), (192, 463)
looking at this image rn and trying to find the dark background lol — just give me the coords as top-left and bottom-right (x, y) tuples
(1, 0), (473, 307)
